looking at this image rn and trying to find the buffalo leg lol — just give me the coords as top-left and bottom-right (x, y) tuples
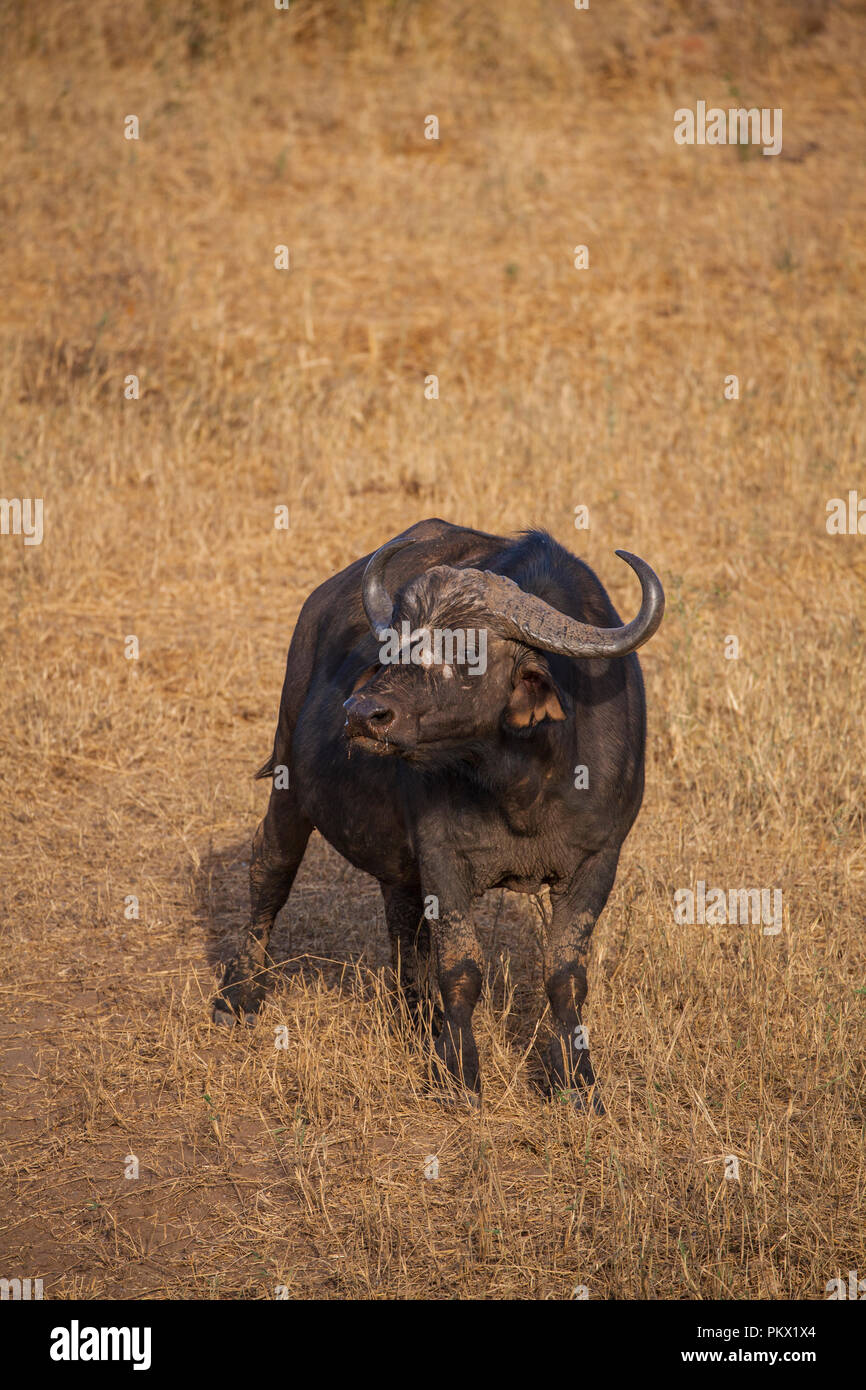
(213, 786), (312, 1024)
(381, 884), (435, 1021)
(543, 847), (620, 1113)
(430, 906), (484, 1101)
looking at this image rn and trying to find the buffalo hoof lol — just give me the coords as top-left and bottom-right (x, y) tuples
(434, 1088), (482, 1112)
(430, 1051), (482, 1109)
(211, 999), (259, 1028)
(555, 1086), (605, 1116)
(211, 1001), (238, 1027)
(211, 1000), (260, 1028)
(212, 954), (270, 1026)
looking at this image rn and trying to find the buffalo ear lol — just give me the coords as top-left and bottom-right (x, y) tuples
(504, 660), (567, 728)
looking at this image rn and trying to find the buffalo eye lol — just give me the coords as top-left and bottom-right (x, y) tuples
(350, 663), (380, 693)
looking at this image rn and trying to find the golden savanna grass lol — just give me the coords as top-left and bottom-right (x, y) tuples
(0, 0), (864, 1299)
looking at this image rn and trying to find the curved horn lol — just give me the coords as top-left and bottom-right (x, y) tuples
(361, 538), (413, 638)
(453, 550), (664, 659)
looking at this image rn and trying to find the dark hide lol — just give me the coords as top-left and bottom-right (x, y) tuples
(213, 519), (662, 1113)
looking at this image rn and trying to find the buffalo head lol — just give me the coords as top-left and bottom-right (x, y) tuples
(342, 536), (664, 761)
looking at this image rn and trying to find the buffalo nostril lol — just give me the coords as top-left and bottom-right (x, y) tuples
(368, 706), (394, 726)
(344, 695), (396, 738)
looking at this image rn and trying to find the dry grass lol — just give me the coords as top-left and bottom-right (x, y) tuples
(0, 0), (864, 1299)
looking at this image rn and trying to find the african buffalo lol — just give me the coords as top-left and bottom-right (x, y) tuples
(213, 518), (664, 1111)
